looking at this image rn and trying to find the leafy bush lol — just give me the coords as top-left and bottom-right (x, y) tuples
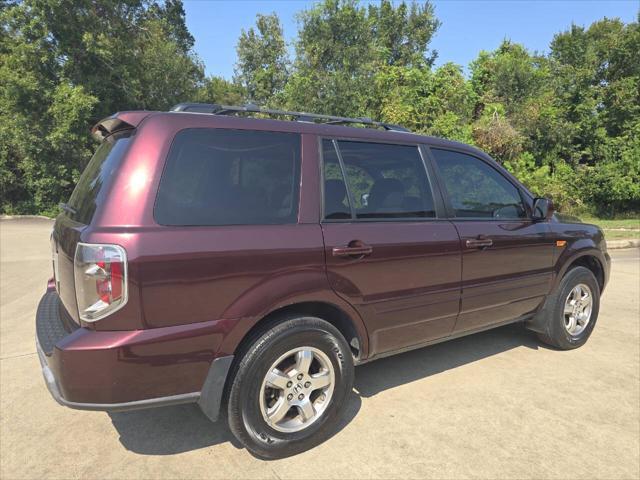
(1, 1), (638, 218)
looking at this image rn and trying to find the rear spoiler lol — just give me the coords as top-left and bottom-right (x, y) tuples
(91, 111), (154, 142)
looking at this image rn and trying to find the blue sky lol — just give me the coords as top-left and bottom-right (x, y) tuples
(183, 1), (638, 79)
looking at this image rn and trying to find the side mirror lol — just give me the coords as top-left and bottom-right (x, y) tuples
(532, 197), (554, 221)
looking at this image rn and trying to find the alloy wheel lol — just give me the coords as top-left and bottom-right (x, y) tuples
(563, 283), (593, 336)
(259, 347), (335, 433)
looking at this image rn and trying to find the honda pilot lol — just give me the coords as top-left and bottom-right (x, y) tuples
(37, 103), (610, 458)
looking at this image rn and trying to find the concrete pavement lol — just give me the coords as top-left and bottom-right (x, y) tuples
(1, 217), (639, 479)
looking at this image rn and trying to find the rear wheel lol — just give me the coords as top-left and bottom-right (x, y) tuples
(537, 266), (600, 350)
(226, 316), (354, 459)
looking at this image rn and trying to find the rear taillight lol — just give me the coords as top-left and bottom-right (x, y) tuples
(74, 243), (128, 322)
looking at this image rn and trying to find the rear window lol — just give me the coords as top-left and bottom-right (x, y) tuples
(154, 129), (301, 226)
(67, 133), (131, 224)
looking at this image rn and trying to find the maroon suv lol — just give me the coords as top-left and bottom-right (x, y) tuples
(37, 103), (610, 458)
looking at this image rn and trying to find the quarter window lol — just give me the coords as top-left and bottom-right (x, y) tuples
(155, 129), (301, 226)
(431, 149), (526, 219)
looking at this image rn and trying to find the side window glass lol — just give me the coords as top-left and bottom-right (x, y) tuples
(337, 141), (436, 219)
(322, 140), (351, 219)
(431, 149), (526, 219)
(155, 129), (300, 226)
(344, 164), (374, 210)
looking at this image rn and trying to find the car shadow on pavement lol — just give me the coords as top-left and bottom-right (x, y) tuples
(109, 403), (237, 455)
(109, 323), (538, 456)
(355, 323), (540, 398)
(109, 392), (362, 456)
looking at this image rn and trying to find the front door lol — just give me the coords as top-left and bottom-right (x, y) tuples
(320, 139), (461, 357)
(429, 148), (555, 333)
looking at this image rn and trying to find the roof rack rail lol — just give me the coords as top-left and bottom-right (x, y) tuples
(169, 103), (410, 133)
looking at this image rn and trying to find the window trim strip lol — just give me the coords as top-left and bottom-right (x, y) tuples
(331, 139), (357, 220)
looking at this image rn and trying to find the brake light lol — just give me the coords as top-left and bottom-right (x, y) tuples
(74, 243), (128, 322)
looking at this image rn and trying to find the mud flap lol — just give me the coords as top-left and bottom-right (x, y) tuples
(198, 355), (234, 422)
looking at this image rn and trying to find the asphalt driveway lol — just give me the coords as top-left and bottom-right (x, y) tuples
(1, 217), (638, 479)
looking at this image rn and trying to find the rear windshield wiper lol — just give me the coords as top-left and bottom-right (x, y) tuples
(59, 202), (77, 215)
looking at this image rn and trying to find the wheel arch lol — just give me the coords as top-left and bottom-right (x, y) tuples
(526, 249), (606, 334)
(556, 250), (606, 292)
(232, 300), (367, 363)
(218, 284), (371, 364)
(563, 254), (605, 291)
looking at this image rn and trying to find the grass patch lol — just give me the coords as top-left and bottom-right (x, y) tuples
(602, 230), (640, 240)
(579, 216), (640, 240)
(582, 218), (640, 230)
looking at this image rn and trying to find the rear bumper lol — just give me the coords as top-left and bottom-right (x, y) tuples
(35, 290), (232, 418)
(36, 338), (199, 411)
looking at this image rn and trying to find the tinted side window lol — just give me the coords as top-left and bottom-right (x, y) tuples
(155, 129), (300, 226)
(335, 141), (435, 219)
(344, 164), (374, 211)
(431, 149), (526, 219)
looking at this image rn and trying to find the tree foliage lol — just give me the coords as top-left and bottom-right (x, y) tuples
(238, 3), (639, 216)
(368, 0), (440, 68)
(1, 0), (204, 214)
(235, 13), (288, 105)
(282, 0), (440, 116)
(196, 76), (246, 105)
(1, 1), (638, 217)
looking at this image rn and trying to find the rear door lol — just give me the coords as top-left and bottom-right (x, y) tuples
(320, 139), (461, 357)
(428, 147), (555, 333)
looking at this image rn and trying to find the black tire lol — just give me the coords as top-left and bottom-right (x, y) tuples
(226, 315), (354, 459)
(537, 266), (600, 350)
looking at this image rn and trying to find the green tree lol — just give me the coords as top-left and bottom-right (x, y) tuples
(373, 63), (474, 142)
(469, 41), (559, 163)
(467, 22), (640, 214)
(549, 19), (640, 163)
(368, 0), (440, 67)
(283, 0), (439, 116)
(196, 76), (246, 105)
(147, 0), (195, 53)
(1, 1), (638, 217)
(470, 41), (548, 115)
(0, 0), (203, 214)
(235, 13), (289, 106)
(578, 126), (640, 216)
(283, 0), (374, 115)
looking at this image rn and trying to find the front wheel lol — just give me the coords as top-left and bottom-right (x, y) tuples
(226, 316), (354, 459)
(537, 266), (600, 350)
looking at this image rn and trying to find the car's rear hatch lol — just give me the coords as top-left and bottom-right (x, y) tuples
(51, 112), (148, 324)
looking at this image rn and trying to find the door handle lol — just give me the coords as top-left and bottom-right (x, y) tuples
(465, 238), (493, 249)
(332, 242), (373, 258)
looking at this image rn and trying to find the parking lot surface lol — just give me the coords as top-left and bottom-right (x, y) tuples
(1, 217), (639, 479)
